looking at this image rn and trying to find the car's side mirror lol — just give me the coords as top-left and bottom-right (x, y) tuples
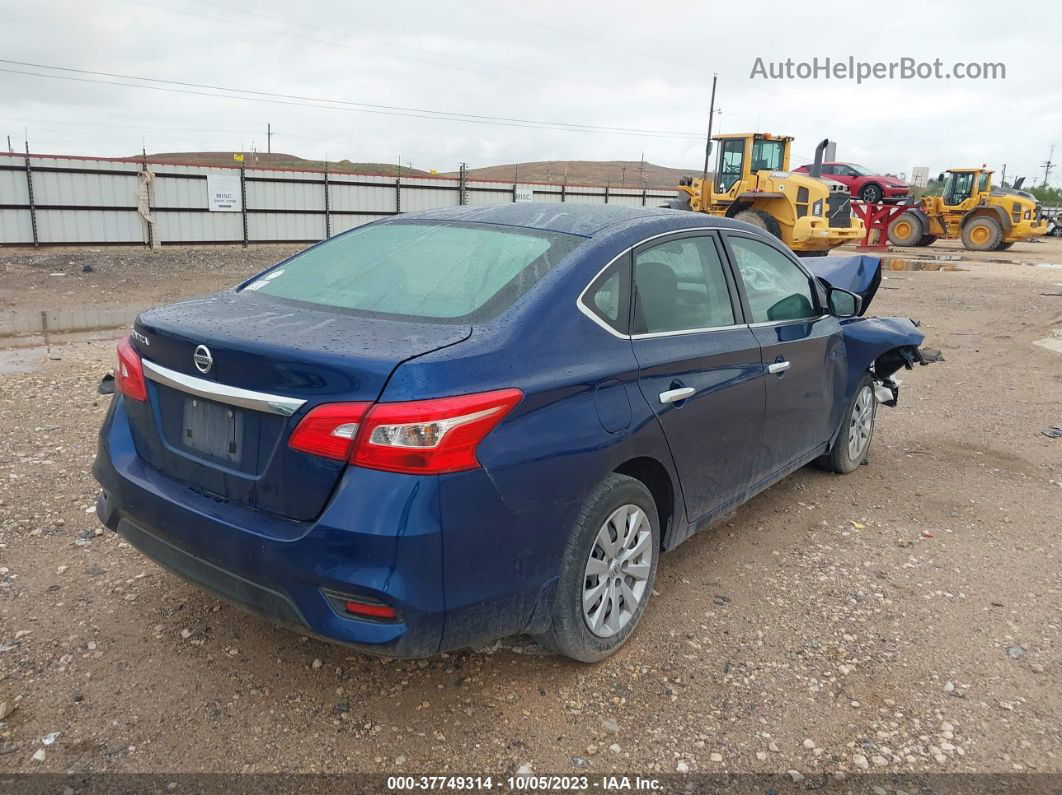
(827, 286), (861, 318)
(936, 172), (945, 182)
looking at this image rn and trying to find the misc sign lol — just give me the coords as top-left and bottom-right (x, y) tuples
(207, 173), (242, 212)
(514, 185), (534, 203)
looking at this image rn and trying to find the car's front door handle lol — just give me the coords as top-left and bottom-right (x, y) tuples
(767, 360), (791, 375)
(659, 386), (695, 404)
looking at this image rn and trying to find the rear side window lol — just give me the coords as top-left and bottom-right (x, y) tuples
(632, 236), (735, 334)
(249, 221), (582, 321)
(583, 265), (628, 334)
(727, 235), (818, 323)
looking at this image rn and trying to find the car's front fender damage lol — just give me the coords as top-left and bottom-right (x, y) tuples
(802, 254), (942, 407)
(839, 315), (942, 407)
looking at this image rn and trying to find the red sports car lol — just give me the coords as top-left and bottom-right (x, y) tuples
(794, 162), (910, 204)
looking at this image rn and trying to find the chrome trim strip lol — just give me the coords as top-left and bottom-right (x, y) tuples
(631, 323), (746, 340)
(141, 359), (307, 417)
(747, 314), (830, 329)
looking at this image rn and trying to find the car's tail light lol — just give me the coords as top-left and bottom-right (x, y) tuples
(288, 401), (371, 460)
(115, 337), (147, 402)
(289, 388), (523, 474)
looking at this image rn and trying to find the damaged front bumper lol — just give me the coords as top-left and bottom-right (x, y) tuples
(839, 315), (943, 407)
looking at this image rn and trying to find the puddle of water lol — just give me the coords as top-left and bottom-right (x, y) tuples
(882, 257), (964, 272)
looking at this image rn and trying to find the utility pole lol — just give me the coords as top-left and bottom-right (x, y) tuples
(6, 135), (11, 153)
(639, 152), (645, 186)
(1042, 144), (1055, 187)
(620, 165), (626, 186)
(701, 73), (718, 189)
(267, 123), (272, 154)
(1001, 163), (1007, 187)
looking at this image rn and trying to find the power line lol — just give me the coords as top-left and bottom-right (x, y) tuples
(0, 61), (705, 139)
(123, 0), (698, 114)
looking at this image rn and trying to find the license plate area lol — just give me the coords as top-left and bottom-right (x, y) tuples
(182, 397), (243, 463)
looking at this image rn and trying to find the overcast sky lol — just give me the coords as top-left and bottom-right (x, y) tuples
(1, 0), (1059, 185)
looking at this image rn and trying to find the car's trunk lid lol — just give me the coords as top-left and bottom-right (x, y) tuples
(127, 290), (471, 521)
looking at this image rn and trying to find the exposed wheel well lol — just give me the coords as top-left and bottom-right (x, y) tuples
(614, 457), (675, 548)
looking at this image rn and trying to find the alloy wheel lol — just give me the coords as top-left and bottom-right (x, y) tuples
(847, 385), (875, 462)
(582, 504), (653, 638)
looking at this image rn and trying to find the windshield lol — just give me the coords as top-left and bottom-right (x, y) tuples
(248, 220), (582, 322)
(847, 164), (873, 176)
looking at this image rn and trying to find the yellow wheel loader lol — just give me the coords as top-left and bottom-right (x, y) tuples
(671, 133), (865, 256)
(887, 168), (1045, 251)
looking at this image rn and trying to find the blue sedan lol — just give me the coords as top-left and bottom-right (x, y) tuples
(93, 204), (931, 661)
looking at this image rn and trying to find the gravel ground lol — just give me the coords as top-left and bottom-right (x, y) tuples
(0, 237), (1059, 782)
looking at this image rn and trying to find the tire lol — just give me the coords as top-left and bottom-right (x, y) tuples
(733, 209), (782, 240)
(534, 474), (660, 662)
(860, 183), (883, 203)
(800, 250), (830, 257)
(961, 216), (1003, 251)
(817, 374), (877, 474)
(887, 212), (924, 246)
(996, 241), (1014, 250)
(916, 234), (938, 247)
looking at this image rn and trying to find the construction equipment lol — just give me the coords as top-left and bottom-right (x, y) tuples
(887, 169), (1045, 251)
(672, 134), (865, 256)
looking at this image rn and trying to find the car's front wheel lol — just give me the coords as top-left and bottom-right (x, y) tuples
(860, 183), (883, 203)
(535, 474), (660, 662)
(818, 374), (877, 474)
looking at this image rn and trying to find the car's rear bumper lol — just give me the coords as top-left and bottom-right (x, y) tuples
(93, 395), (572, 657)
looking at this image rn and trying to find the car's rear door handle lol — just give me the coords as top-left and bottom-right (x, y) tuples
(659, 387), (695, 404)
(768, 360), (790, 374)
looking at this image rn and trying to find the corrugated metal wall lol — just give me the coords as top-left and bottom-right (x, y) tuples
(0, 152), (677, 246)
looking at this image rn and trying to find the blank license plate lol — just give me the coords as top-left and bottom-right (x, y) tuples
(182, 397), (243, 463)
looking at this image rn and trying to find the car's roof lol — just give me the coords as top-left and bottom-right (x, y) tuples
(396, 202), (691, 236)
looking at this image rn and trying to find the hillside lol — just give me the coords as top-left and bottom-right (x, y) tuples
(445, 160), (697, 188)
(137, 152), (432, 176)
(130, 152), (695, 186)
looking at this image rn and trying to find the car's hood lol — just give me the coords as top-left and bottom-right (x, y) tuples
(801, 254), (883, 314)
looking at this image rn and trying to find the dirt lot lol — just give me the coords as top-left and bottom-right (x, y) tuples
(0, 237), (1059, 782)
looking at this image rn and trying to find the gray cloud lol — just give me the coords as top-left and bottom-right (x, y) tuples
(1, 0), (1058, 185)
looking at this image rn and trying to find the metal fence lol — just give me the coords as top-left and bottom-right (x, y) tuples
(0, 152), (678, 247)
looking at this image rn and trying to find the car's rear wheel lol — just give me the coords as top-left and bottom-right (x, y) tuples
(818, 374), (877, 474)
(860, 183), (883, 203)
(534, 474), (659, 662)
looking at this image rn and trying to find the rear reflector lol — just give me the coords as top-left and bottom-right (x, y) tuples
(343, 600), (397, 620)
(115, 336), (148, 402)
(288, 388), (523, 474)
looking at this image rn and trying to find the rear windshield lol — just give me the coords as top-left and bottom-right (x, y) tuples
(246, 220), (582, 322)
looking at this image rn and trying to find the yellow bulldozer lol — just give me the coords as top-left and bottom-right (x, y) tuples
(887, 168), (1045, 251)
(672, 133), (865, 256)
